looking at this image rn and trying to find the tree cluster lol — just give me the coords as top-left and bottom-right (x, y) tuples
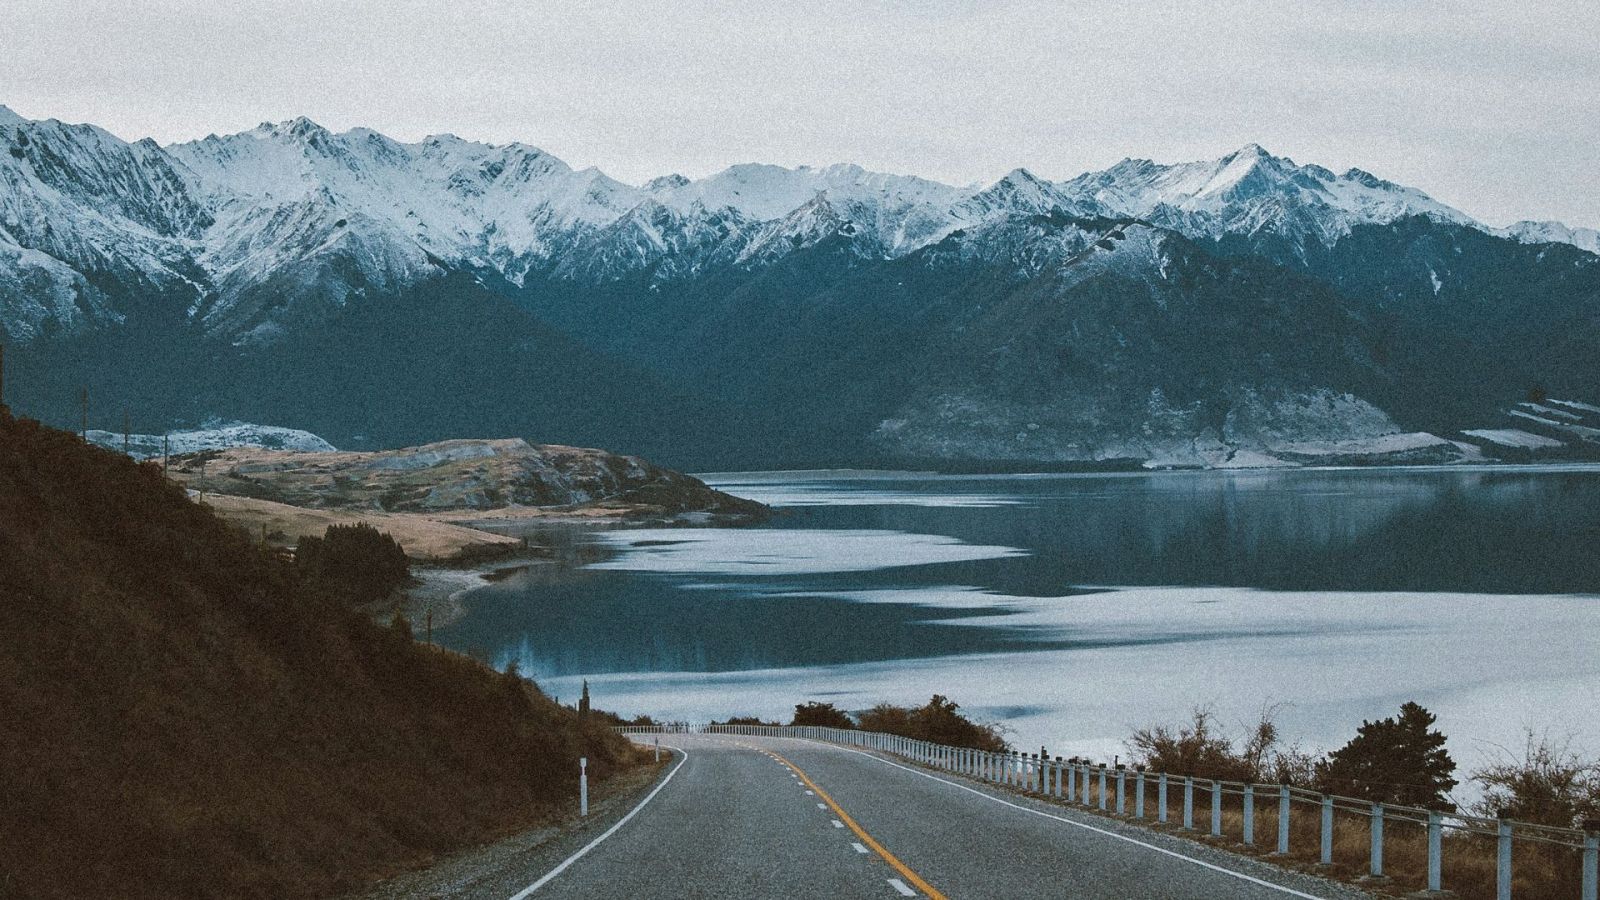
(294, 522), (410, 605)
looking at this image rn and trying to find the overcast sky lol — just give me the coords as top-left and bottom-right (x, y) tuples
(3, 0), (1595, 227)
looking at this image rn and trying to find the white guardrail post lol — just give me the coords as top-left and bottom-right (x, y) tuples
(1368, 802), (1384, 880)
(1583, 821), (1599, 900)
(1242, 784), (1255, 845)
(579, 757), (588, 817)
(1497, 818), (1512, 900)
(1158, 772), (1169, 824)
(1426, 811), (1444, 894)
(1275, 784), (1290, 855)
(1134, 767), (1145, 818)
(1116, 766), (1127, 815)
(1210, 780), (1222, 837)
(1183, 777), (1195, 830)
(1098, 765), (1108, 811)
(1320, 794), (1334, 866)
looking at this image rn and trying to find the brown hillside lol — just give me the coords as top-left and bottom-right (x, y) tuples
(0, 410), (642, 899)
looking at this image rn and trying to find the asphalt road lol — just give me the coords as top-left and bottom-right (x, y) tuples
(390, 734), (1369, 899)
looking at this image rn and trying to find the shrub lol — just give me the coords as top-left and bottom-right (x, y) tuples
(1471, 731), (1600, 827)
(295, 522), (410, 604)
(791, 701), (856, 729)
(1127, 706), (1317, 783)
(856, 695), (1010, 752)
(1316, 701), (1457, 808)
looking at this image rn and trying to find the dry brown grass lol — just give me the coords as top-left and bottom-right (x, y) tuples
(0, 413), (646, 899)
(200, 493), (521, 562)
(1086, 777), (1587, 898)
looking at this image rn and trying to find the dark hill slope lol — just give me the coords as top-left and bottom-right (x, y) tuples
(0, 410), (639, 899)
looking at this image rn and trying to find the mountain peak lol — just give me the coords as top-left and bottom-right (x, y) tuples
(998, 166), (1046, 185)
(252, 116), (329, 141)
(645, 173), (691, 192)
(0, 104), (23, 127)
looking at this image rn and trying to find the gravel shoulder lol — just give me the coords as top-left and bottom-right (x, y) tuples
(347, 756), (672, 900)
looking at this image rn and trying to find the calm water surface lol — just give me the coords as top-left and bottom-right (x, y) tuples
(441, 467), (1600, 786)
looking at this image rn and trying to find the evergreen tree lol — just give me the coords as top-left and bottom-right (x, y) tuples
(294, 523), (409, 605)
(1317, 702), (1457, 809)
(579, 680), (591, 718)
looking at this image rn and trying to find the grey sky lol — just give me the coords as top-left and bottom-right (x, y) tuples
(3, 0), (1595, 227)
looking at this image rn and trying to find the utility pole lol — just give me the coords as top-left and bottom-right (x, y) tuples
(163, 433), (170, 475)
(123, 410), (131, 455)
(199, 458), (206, 503)
(79, 387), (88, 439)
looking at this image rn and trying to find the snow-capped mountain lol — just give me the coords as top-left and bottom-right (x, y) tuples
(1500, 220), (1600, 255)
(7, 104), (1593, 346)
(5, 105), (1600, 471)
(1056, 143), (1479, 256)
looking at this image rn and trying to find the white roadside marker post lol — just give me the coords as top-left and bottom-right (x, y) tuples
(654, 736), (660, 762)
(580, 757), (589, 817)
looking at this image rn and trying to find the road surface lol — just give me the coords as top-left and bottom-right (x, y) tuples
(375, 734), (1367, 899)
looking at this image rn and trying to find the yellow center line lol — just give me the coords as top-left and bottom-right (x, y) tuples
(767, 750), (950, 900)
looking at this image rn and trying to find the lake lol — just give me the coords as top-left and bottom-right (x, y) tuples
(439, 466), (1600, 795)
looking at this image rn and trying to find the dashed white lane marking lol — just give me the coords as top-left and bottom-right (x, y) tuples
(507, 746), (689, 898)
(814, 742), (1324, 900)
(817, 802), (828, 810)
(805, 789), (815, 795)
(851, 842), (870, 854)
(831, 819), (845, 828)
(888, 877), (918, 896)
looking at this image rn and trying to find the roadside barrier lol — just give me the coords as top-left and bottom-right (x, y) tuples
(616, 723), (1600, 899)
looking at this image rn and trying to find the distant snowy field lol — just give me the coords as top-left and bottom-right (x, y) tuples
(86, 421), (335, 460)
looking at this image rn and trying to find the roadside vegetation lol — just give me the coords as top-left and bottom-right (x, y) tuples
(1122, 705), (1598, 899)
(0, 409), (645, 900)
(788, 696), (1011, 751)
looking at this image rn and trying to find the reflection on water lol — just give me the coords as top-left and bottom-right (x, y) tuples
(443, 467), (1600, 677)
(437, 467), (1600, 766)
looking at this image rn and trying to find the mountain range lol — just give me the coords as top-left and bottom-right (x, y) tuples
(3, 104), (1598, 469)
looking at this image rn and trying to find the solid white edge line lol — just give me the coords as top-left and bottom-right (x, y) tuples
(804, 741), (1326, 900)
(506, 746), (690, 899)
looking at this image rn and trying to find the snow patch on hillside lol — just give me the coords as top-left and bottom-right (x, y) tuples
(86, 421), (336, 460)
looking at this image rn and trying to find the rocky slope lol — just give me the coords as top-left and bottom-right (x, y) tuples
(168, 437), (765, 517)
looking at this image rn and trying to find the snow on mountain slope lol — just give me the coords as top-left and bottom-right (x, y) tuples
(1500, 220), (1600, 255)
(0, 105), (212, 316)
(1058, 143), (1479, 251)
(2, 104), (1597, 345)
(652, 162), (970, 255)
(85, 421), (336, 460)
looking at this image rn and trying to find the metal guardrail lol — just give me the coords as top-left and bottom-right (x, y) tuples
(617, 723), (1600, 899)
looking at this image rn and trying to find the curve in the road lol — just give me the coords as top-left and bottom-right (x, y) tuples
(821, 741), (1326, 900)
(506, 745), (690, 900)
